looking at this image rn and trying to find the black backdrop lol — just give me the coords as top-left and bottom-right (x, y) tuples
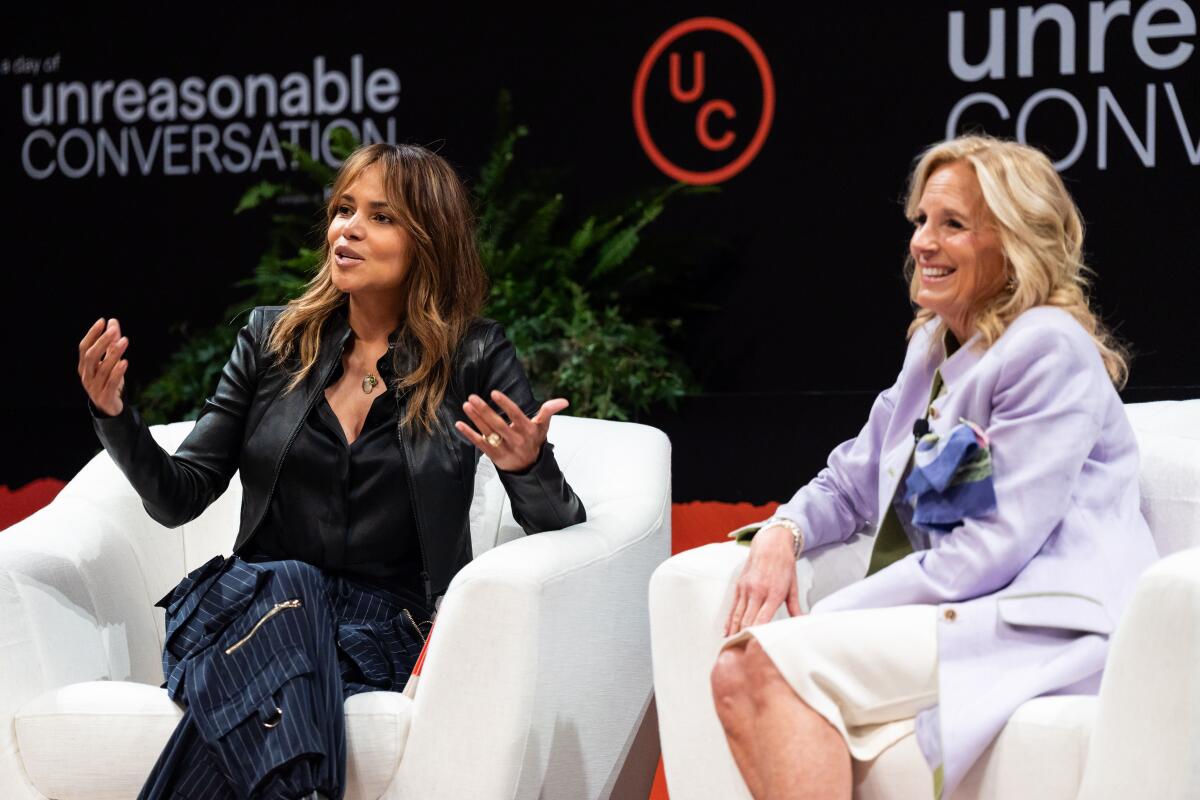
(4, 2), (1197, 503)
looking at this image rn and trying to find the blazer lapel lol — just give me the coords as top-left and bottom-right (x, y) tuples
(934, 331), (985, 394)
(872, 328), (984, 538)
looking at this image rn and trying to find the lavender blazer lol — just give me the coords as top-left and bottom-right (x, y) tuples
(772, 306), (1157, 797)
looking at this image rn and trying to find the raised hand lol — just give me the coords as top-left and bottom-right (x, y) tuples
(456, 389), (568, 473)
(78, 317), (129, 417)
(724, 525), (803, 636)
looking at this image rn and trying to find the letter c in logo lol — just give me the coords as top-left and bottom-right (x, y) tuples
(696, 100), (736, 151)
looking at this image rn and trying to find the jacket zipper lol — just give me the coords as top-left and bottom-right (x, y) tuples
(402, 607), (428, 644)
(396, 400), (435, 615)
(225, 598), (303, 655)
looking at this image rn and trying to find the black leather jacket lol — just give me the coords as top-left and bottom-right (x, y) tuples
(91, 305), (586, 609)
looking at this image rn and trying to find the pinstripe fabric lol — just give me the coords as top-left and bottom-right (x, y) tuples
(139, 556), (426, 799)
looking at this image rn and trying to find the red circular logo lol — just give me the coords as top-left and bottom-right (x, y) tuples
(633, 17), (775, 185)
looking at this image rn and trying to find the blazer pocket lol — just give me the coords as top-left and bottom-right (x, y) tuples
(189, 646), (321, 795)
(997, 592), (1114, 636)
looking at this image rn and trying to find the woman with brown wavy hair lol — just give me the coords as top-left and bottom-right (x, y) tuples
(77, 143), (586, 799)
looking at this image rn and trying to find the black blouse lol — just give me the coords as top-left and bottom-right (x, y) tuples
(244, 328), (427, 614)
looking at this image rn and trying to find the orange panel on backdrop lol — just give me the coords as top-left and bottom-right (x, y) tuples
(670, 499), (780, 554)
(0, 478), (65, 531)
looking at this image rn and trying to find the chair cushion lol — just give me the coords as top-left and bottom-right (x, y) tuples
(15, 680), (412, 800)
(953, 695), (1097, 800)
(856, 696), (1095, 800)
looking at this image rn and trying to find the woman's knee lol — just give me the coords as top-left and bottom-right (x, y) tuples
(712, 638), (776, 710)
(711, 649), (748, 727)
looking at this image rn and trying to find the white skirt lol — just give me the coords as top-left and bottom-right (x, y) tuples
(724, 604), (939, 793)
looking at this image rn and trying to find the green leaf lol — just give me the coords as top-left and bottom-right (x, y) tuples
(281, 141), (336, 185)
(566, 216), (596, 260)
(234, 181), (285, 214)
(591, 226), (641, 279)
(519, 194), (563, 252)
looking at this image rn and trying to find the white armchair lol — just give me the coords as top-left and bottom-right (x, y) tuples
(650, 400), (1200, 800)
(0, 414), (670, 800)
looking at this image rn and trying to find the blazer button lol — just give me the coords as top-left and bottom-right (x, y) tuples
(942, 608), (957, 622)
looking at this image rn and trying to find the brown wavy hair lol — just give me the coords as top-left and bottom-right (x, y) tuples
(264, 143), (488, 429)
(903, 135), (1129, 387)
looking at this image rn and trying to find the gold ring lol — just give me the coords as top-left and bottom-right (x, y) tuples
(486, 432), (503, 448)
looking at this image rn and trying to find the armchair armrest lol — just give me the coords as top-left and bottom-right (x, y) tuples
(388, 483), (670, 799)
(0, 498), (165, 795)
(1077, 546), (1200, 800)
(649, 537), (870, 800)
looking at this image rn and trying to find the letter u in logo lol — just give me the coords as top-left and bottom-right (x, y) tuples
(669, 51), (705, 102)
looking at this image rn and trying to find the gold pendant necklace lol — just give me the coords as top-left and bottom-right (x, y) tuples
(361, 374), (378, 394)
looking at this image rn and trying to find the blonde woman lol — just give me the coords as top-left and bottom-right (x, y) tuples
(77, 143), (586, 799)
(709, 136), (1155, 799)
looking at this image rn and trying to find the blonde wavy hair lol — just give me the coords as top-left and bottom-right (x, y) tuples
(265, 143), (488, 430)
(903, 135), (1129, 387)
